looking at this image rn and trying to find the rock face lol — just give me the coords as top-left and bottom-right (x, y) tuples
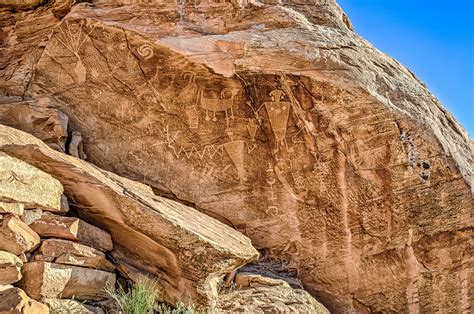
(0, 0), (473, 312)
(0, 97), (68, 152)
(0, 124), (259, 306)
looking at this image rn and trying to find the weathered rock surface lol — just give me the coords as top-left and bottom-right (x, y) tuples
(218, 272), (329, 313)
(33, 239), (115, 272)
(0, 202), (24, 216)
(44, 298), (103, 314)
(0, 265), (22, 285)
(0, 125), (259, 306)
(0, 0), (473, 312)
(0, 250), (23, 285)
(0, 154), (64, 212)
(0, 215), (40, 255)
(0, 285), (49, 314)
(29, 212), (113, 252)
(19, 261), (115, 301)
(0, 97), (68, 152)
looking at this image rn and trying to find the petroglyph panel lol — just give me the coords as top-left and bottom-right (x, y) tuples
(26, 9), (473, 314)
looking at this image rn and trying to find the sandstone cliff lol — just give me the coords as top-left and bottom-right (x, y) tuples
(0, 0), (473, 312)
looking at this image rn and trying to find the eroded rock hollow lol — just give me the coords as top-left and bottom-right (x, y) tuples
(1, 0), (473, 312)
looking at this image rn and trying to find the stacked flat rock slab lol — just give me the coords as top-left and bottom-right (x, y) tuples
(0, 251), (23, 285)
(20, 211), (116, 302)
(0, 152), (116, 313)
(20, 262), (115, 301)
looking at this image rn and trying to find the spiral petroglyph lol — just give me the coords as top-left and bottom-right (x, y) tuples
(137, 44), (154, 60)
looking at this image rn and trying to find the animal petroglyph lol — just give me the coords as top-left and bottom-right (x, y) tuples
(199, 88), (239, 122)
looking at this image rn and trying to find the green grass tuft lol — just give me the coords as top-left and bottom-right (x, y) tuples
(106, 278), (160, 314)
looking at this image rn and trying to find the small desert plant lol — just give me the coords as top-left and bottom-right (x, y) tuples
(106, 278), (160, 314)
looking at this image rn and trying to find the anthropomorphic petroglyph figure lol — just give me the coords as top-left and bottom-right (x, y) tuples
(223, 129), (246, 185)
(199, 88), (239, 122)
(68, 131), (87, 160)
(260, 90), (291, 152)
(178, 72), (200, 108)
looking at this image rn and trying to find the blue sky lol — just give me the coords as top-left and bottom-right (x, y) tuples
(337, 0), (474, 138)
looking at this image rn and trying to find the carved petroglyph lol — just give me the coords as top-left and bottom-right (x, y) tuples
(55, 21), (95, 84)
(0, 170), (26, 185)
(265, 163), (280, 216)
(223, 129), (256, 186)
(199, 88), (239, 122)
(153, 125), (255, 184)
(258, 90), (292, 152)
(137, 44), (154, 60)
(178, 72), (200, 108)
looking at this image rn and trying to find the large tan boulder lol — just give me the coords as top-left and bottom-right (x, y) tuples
(218, 273), (329, 313)
(29, 212), (113, 252)
(0, 154), (65, 213)
(0, 215), (40, 255)
(33, 239), (115, 272)
(19, 261), (115, 301)
(0, 125), (259, 306)
(0, 285), (49, 314)
(0, 251), (23, 285)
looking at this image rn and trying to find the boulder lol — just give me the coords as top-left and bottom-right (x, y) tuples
(0, 285), (49, 314)
(0, 154), (65, 213)
(0, 215), (40, 255)
(43, 299), (103, 314)
(0, 250), (23, 267)
(0, 266), (22, 285)
(33, 239), (115, 272)
(19, 261), (115, 301)
(0, 202), (24, 216)
(218, 273), (329, 313)
(0, 125), (259, 306)
(21, 209), (43, 225)
(0, 251), (23, 285)
(0, 97), (68, 152)
(29, 212), (113, 252)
